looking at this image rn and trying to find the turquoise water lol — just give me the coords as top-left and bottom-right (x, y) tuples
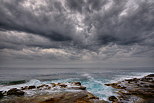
(0, 67), (154, 100)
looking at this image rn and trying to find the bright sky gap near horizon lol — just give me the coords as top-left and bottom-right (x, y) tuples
(0, 0), (154, 68)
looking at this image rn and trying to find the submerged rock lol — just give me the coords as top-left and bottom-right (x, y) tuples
(7, 88), (25, 96)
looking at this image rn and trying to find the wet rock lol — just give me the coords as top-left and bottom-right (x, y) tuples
(105, 83), (118, 87)
(108, 96), (118, 102)
(0, 91), (3, 98)
(28, 86), (36, 89)
(77, 86), (86, 90)
(21, 85), (36, 90)
(57, 83), (67, 88)
(72, 82), (81, 86)
(37, 84), (51, 90)
(21, 86), (28, 90)
(145, 74), (154, 77)
(104, 84), (111, 86)
(105, 74), (154, 103)
(7, 88), (25, 96)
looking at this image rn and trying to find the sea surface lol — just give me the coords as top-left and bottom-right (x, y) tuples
(0, 67), (154, 100)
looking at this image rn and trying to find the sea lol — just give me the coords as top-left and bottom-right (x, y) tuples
(0, 67), (154, 101)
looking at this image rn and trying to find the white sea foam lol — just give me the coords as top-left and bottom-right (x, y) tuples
(0, 79), (83, 96)
(0, 79), (42, 92)
(26, 79), (42, 86)
(82, 73), (104, 84)
(110, 72), (153, 83)
(81, 73), (116, 100)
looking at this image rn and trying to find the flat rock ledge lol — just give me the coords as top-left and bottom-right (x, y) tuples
(0, 82), (108, 103)
(105, 74), (154, 103)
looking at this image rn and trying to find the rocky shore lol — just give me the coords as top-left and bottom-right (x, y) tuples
(0, 82), (108, 103)
(0, 74), (154, 103)
(105, 74), (154, 103)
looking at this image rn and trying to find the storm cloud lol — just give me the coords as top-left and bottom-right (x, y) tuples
(0, 0), (154, 67)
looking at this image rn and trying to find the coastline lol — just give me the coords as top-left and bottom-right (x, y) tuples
(0, 74), (154, 103)
(105, 74), (154, 103)
(0, 82), (108, 103)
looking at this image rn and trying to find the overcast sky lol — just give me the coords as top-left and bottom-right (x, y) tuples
(0, 0), (154, 68)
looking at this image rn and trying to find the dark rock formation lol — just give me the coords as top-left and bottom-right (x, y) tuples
(0, 91), (3, 98)
(78, 86), (86, 90)
(146, 74), (154, 77)
(57, 83), (67, 88)
(37, 84), (50, 89)
(105, 74), (154, 103)
(7, 88), (25, 96)
(28, 85), (36, 89)
(72, 82), (81, 86)
(108, 96), (118, 102)
(21, 85), (36, 90)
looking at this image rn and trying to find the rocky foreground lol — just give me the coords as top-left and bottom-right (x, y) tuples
(0, 82), (108, 103)
(105, 74), (154, 103)
(0, 74), (154, 103)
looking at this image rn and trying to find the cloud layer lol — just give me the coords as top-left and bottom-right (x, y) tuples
(0, 0), (154, 67)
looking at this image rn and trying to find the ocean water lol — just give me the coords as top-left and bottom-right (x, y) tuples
(0, 67), (154, 101)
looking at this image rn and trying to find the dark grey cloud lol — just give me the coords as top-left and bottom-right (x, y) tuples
(83, 0), (154, 46)
(0, 0), (154, 48)
(0, 0), (154, 67)
(0, 0), (77, 43)
(0, 30), (79, 51)
(66, 0), (108, 13)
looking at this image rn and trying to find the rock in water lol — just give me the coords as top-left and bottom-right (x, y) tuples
(7, 88), (25, 96)
(28, 85), (36, 89)
(145, 74), (154, 77)
(0, 91), (3, 98)
(72, 82), (81, 86)
(57, 83), (67, 88)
